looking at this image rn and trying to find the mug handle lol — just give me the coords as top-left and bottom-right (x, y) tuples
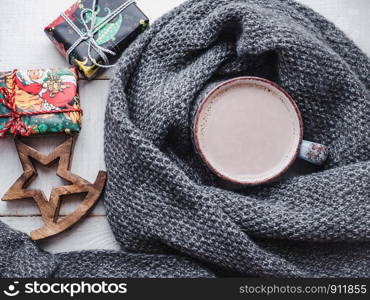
(298, 140), (329, 166)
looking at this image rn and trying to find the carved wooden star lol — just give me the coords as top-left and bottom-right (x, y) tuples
(2, 138), (107, 241)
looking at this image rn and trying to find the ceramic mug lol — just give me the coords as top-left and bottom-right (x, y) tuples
(192, 77), (329, 185)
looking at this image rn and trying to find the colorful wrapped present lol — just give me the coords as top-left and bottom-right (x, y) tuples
(0, 67), (82, 137)
(44, 0), (149, 79)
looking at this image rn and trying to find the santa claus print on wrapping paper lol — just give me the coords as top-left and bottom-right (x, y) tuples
(15, 69), (77, 111)
(0, 67), (82, 136)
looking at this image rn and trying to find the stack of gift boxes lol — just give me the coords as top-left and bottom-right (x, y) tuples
(1, 0), (148, 138)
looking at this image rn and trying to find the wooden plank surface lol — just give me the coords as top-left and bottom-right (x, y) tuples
(0, 0), (369, 253)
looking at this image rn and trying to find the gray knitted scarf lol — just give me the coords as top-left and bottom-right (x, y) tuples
(1, 0), (369, 278)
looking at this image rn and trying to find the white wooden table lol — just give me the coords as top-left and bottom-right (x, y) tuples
(1, 0), (369, 254)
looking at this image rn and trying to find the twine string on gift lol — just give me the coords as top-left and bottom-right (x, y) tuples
(0, 70), (83, 138)
(61, 0), (136, 69)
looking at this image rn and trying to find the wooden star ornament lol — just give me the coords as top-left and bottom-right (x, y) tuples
(2, 138), (107, 241)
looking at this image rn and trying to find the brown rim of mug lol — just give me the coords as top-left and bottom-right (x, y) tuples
(193, 76), (304, 186)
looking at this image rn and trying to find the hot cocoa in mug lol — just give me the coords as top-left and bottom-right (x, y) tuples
(192, 77), (328, 185)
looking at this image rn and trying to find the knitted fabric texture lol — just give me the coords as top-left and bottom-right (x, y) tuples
(1, 0), (369, 278)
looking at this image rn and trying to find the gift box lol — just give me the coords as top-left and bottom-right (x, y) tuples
(44, 0), (149, 79)
(0, 67), (82, 137)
